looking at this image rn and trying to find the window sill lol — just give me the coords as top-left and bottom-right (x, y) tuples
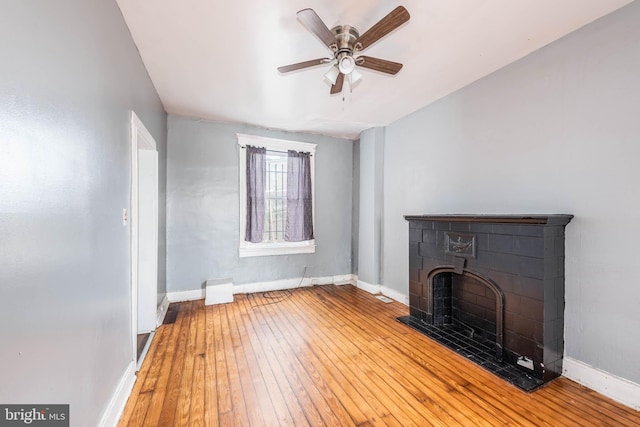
(239, 241), (316, 258)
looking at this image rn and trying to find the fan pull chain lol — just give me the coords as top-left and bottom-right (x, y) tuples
(343, 75), (354, 104)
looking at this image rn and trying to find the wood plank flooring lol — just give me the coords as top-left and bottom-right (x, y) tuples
(118, 285), (640, 426)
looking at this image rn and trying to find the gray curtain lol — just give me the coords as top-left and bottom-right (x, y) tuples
(285, 150), (313, 241)
(245, 145), (266, 242)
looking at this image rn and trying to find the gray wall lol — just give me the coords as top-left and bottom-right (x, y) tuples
(381, 1), (640, 383)
(358, 127), (385, 286)
(351, 140), (360, 275)
(167, 115), (353, 291)
(0, 1), (167, 425)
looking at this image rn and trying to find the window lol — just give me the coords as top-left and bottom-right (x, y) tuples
(238, 134), (316, 257)
(264, 150), (287, 242)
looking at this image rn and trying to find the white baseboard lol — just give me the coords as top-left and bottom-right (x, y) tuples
(167, 274), (360, 303)
(235, 277), (314, 294)
(356, 279), (381, 294)
(379, 285), (409, 306)
(166, 275), (406, 305)
(355, 280), (409, 305)
(167, 288), (205, 302)
(309, 276), (332, 286)
(156, 294), (170, 327)
(563, 357), (640, 410)
(98, 361), (136, 427)
(307, 275), (356, 286)
(334, 274), (357, 286)
(233, 275), (404, 302)
(235, 274), (359, 293)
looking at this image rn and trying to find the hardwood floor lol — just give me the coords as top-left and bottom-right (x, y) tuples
(118, 285), (640, 426)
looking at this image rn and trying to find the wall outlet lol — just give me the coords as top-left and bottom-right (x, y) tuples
(122, 208), (128, 226)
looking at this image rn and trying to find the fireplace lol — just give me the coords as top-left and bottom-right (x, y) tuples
(399, 215), (572, 391)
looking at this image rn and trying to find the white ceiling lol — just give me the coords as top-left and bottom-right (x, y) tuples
(116, 0), (633, 139)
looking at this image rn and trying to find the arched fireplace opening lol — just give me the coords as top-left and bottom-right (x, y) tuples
(429, 269), (504, 361)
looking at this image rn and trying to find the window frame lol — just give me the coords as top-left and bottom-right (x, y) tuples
(237, 133), (316, 258)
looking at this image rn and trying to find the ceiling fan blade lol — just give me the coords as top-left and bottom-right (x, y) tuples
(278, 58), (330, 73)
(297, 8), (337, 50)
(330, 72), (344, 94)
(355, 6), (410, 51)
(357, 56), (403, 75)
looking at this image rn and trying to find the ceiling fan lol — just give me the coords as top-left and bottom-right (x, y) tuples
(278, 6), (410, 95)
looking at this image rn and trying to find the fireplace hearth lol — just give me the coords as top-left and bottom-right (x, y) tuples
(399, 214), (572, 391)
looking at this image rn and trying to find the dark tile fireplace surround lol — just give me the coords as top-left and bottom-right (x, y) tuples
(399, 215), (572, 391)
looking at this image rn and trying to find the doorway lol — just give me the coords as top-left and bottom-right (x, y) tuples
(130, 112), (158, 368)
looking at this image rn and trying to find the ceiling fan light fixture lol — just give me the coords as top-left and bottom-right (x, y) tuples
(350, 68), (363, 85)
(324, 65), (340, 85)
(338, 55), (356, 75)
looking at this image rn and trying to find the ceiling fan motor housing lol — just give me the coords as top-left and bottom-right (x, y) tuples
(331, 25), (360, 50)
(332, 25), (360, 74)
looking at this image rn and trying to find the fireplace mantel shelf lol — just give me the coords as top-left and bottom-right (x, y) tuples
(404, 214), (573, 225)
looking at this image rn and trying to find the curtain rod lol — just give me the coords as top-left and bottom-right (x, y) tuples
(240, 146), (313, 156)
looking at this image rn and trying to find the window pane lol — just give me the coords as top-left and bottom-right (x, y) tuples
(263, 151), (287, 242)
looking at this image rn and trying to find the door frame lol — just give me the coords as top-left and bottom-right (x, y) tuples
(129, 111), (158, 364)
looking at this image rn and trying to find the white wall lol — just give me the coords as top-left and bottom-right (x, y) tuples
(381, 1), (640, 384)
